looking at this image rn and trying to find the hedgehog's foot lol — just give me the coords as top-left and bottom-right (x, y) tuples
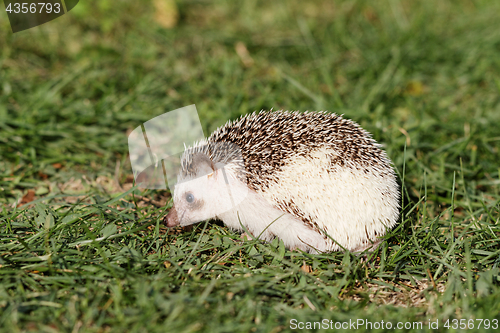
(288, 245), (306, 253)
(240, 232), (254, 241)
(351, 238), (383, 253)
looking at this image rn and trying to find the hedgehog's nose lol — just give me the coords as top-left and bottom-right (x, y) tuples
(164, 206), (180, 227)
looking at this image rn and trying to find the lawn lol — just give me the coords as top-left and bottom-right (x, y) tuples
(1, 0), (499, 332)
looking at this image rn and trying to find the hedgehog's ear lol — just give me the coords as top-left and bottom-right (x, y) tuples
(191, 153), (215, 177)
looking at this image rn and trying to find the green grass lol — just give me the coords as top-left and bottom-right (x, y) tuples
(1, 0), (500, 331)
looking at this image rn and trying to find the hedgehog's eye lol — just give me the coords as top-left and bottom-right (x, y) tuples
(185, 193), (195, 203)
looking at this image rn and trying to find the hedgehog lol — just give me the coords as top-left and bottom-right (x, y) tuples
(164, 110), (399, 253)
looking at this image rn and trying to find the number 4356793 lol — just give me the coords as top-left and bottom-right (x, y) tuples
(6, 2), (62, 14)
(444, 319), (498, 330)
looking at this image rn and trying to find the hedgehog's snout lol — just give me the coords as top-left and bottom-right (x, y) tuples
(164, 205), (179, 227)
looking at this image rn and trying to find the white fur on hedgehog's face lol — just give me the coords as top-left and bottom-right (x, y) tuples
(171, 173), (226, 226)
(166, 153), (249, 227)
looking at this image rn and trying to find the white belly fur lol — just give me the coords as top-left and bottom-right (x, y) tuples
(217, 188), (330, 252)
(219, 147), (399, 253)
